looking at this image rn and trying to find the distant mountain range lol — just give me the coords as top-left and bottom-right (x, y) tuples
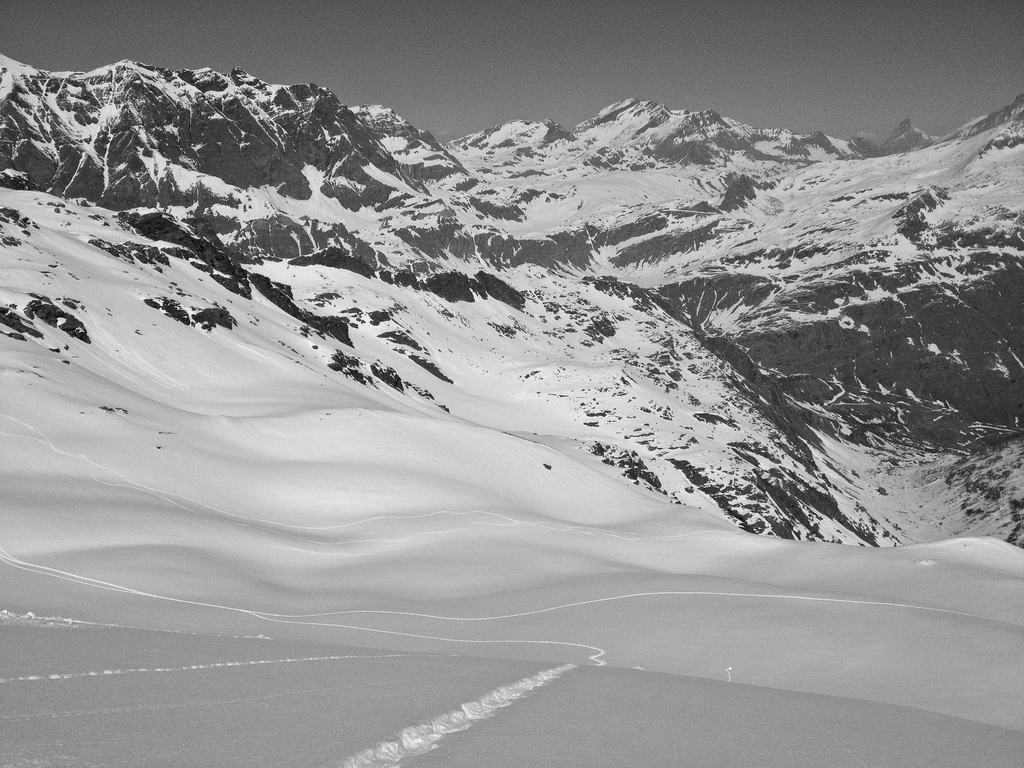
(1, 51), (1022, 546)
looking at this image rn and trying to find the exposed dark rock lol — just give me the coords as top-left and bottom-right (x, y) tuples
(584, 316), (617, 342)
(752, 473), (829, 541)
(667, 458), (784, 535)
(119, 210), (251, 297)
(0, 59), (425, 218)
(408, 354), (454, 383)
(0, 206), (35, 229)
(693, 412), (737, 427)
(719, 174), (768, 211)
(612, 221), (722, 267)
(352, 104), (467, 181)
(584, 275), (670, 315)
(931, 222), (1024, 250)
(538, 119), (576, 145)
(695, 333), (827, 463)
(591, 442), (662, 490)
(657, 274), (776, 330)
(982, 126), (1024, 154)
(947, 93), (1024, 141)
(474, 228), (596, 271)
(469, 196), (525, 221)
(879, 118), (934, 155)
(489, 322), (518, 337)
(371, 362), (405, 391)
(473, 271), (526, 310)
(378, 329), (422, 350)
(328, 350), (372, 384)
(422, 271), (477, 303)
(0, 169), (35, 190)
(143, 297), (191, 325)
(730, 259), (1024, 446)
(939, 433), (1024, 547)
(89, 238), (170, 267)
(234, 215), (315, 261)
(381, 269), (421, 289)
(23, 298), (90, 342)
(292, 245), (377, 278)
(191, 306), (236, 331)
(847, 136), (882, 157)
(249, 272), (351, 346)
(0, 306), (42, 337)
(892, 188), (949, 242)
(596, 212), (670, 247)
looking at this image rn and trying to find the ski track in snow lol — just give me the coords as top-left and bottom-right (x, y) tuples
(0, 534), (611, 664)
(0, 654), (417, 686)
(1, 659), (475, 723)
(0, 415), (1015, 670)
(1, 530), (1011, 670)
(337, 664), (576, 768)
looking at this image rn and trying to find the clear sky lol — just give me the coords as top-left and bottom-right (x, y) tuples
(2, 0), (1021, 142)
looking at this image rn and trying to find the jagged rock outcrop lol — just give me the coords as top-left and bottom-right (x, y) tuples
(880, 118), (935, 154)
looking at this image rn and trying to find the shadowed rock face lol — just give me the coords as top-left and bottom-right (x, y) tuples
(880, 118), (935, 155)
(353, 105), (468, 181)
(935, 434), (1024, 545)
(0, 60), (422, 212)
(119, 210), (252, 297)
(660, 249), (1024, 447)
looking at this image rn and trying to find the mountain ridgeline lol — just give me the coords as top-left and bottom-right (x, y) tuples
(1, 52), (1022, 547)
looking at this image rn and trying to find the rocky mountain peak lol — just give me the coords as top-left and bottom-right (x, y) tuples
(228, 66), (265, 87)
(574, 98), (672, 138)
(880, 118), (934, 154)
(537, 119), (576, 145)
(449, 118), (576, 152)
(0, 54), (433, 210)
(0, 52), (36, 77)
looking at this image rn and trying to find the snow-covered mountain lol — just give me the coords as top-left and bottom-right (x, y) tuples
(2, 52), (1023, 764)
(451, 97), (864, 177)
(2, 52), (1023, 545)
(878, 118), (937, 154)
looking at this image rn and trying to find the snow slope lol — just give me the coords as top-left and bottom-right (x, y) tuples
(5, 624), (1023, 767)
(1, 54), (1023, 765)
(1, 186), (1023, 767)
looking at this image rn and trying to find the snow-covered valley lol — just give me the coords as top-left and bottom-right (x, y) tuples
(1, 52), (1023, 765)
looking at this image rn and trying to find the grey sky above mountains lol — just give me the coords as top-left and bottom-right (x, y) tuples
(3, 0), (1021, 142)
